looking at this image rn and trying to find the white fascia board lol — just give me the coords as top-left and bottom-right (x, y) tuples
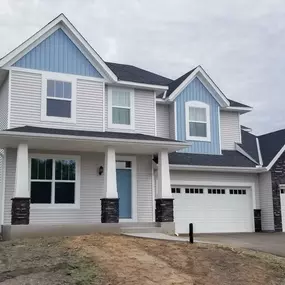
(266, 143), (285, 171)
(235, 144), (259, 165)
(116, 80), (169, 91)
(221, 106), (253, 114)
(167, 66), (230, 107)
(256, 137), (263, 166)
(169, 164), (267, 173)
(0, 130), (189, 150)
(0, 14), (118, 82)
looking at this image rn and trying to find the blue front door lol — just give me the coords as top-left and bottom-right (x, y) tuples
(116, 169), (132, 218)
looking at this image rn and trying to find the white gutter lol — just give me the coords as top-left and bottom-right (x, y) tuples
(256, 137), (263, 166)
(116, 80), (169, 91)
(169, 164), (267, 173)
(235, 144), (259, 165)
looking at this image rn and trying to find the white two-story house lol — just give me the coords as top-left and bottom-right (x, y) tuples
(0, 14), (280, 239)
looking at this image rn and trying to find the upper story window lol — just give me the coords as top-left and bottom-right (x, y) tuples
(41, 74), (76, 123)
(108, 87), (134, 129)
(185, 101), (210, 141)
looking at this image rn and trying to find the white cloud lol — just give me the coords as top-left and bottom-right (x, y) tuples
(0, 0), (284, 134)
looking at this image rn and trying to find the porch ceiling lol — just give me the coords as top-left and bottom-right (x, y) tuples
(0, 128), (189, 154)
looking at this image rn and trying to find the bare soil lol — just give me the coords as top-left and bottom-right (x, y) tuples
(0, 234), (285, 284)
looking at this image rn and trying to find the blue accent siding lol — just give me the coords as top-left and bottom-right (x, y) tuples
(13, 28), (103, 78)
(116, 169), (132, 219)
(175, 77), (221, 154)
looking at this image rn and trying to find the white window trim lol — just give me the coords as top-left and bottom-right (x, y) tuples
(108, 87), (135, 130)
(41, 72), (77, 123)
(185, 101), (211, 142)
(29, 153), (81, 209)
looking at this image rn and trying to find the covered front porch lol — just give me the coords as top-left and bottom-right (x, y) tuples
(0, 126), (188, 238)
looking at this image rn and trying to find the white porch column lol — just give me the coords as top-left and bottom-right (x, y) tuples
(14, 144), (29, 198)
(12, 143), (30, 225)
(104, 147), (118, 198)
(157, 150), (172, 198)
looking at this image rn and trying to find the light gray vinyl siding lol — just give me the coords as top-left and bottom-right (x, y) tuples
(105, 86), (156, 135)
(258, 172), (274, 231)
(9, 70), (104, 131)
(170, 170), (260, 208)
(156, 104), (170, 138)
(220, 111), (241, 150)
(169, 103), (175, 140)
(0, 75), (9, 130)
(4, 149), (154, 224)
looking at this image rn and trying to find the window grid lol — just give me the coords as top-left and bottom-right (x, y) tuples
(281, 188), (285, 194)
(185, 188), (204, 194)
(208, 188), (226, 195)
(171, 188), (181, 194)
(229, 189), (247, 195)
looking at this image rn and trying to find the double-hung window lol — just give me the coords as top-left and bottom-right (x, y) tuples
(185, 101), (210, 141)
(42, 74), (76, 123)
(108, 87), (134, 129)
(30, 155), (80, 207)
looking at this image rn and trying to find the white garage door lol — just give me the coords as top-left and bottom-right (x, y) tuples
(280, 188), (285, 232)
(172, 186), (254, 234)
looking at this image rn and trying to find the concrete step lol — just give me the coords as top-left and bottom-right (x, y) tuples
(120, 227), (162, 234)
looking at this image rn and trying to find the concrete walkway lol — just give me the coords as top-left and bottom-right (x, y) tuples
(124, 232), (285, 257)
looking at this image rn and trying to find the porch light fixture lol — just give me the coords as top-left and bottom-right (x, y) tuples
(98, 166), (104, 175)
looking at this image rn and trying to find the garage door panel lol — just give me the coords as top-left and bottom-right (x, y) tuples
(173, 186), (253, 234)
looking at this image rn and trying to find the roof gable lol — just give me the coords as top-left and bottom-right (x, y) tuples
(13, 28), (103, 78)
(0, 14), (116, 81)
(166, 66), (230, 107)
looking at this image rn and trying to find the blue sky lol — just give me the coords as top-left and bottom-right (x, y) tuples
(1, 0), (284, 134)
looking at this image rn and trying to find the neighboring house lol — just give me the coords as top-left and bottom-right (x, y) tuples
(0, 14), (282, 239)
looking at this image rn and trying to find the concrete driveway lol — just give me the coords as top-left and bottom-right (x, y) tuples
(196, 233), (285, 257)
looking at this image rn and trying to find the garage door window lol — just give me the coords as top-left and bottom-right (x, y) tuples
(208, 189), (225, 194)
(171, 188), (181, 194)
(281, 188), (285, 194)
(185, 188), (203, 194)
(229, 189), (246, 195)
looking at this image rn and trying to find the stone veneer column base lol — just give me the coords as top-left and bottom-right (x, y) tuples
(11, 198), (30, 225)
(254, 209), (262, 232)
(155, 199), (174, 222)
(101, 198), (119, 223)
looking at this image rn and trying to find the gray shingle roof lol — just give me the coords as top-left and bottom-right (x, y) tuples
(105, 62), (172, 86)
(168, 150), (257, 167)
(5, 126), (180, 142)
(258, 129), (285, 167)
(239, 130), (259, 163)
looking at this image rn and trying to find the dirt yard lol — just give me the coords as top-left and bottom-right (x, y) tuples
(0, 234), (285, 284)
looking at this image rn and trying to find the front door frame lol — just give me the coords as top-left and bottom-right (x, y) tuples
(116, 155), (137, 222)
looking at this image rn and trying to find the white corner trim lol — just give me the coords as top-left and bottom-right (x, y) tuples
(1, 150), (6, 225)
(238, 113), (242, 143)
(40, 72), (77, 124)
(154, 91), (157, 136)
(256, 137), (263, 166)
(28, 153), (81, 209)
(235, 144), (259, 165)
(116, 155), (137, 222)
(266, 143), (285, 170)
(102, 83), (105, 132)
(167, 66), (229, 107)
(0, 15), (117, 82)
(185, 101), (211, 142)
(218, 107), (222, 154)
(174, 101), (178, 140)
(107, 86), (135, 130)
(7, 71), (11, 129)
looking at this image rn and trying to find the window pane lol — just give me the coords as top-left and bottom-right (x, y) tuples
(47, 99), (71, 118)
(31, 159), (52, 180)
(112, 107), (130, 125)
(55, 160), (62, 180)
(55, 81), (64, 98)
(189, 122), (207, 137)
(189, 107), (206, 122)
(55, 160), (76, 180)
(112, 90), (130, 107)
(31, 182), (52, 203)
(63, 82), (72, 99)
(55, 182), (75, 204)
(47, 80), (55, 97)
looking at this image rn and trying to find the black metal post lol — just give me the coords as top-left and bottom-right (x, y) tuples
(189, 223), (194, 244)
